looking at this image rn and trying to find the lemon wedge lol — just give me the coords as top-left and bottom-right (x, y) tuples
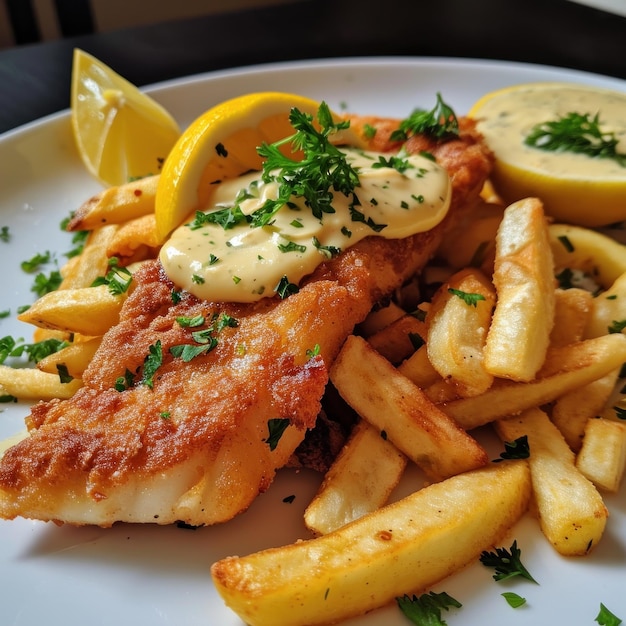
(154, 91), (361, 241)
(468, 82), (626, 227)
(71, 48), (181, 187)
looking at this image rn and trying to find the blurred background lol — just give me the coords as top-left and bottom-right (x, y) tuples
(0, 0), (624, 132)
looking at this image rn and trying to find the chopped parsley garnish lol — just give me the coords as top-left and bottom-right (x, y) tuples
(480, 540), (538, 583)
(349, 205), (386, 232)
(372, 154), (414, 174)
(363, 123), (377, 139)
(501, 592), (526, 608)
(396, 591), (462, 625)
(0, 335), (68, 364)
(56, 363), (74, 384)
(525, 112), (626, 166)
(595, 603), (622, 625)
(114, 369), (135, 392)
(21, 251), (52, 273)
(31, 270), (62, 297)
(264, 418), (290, 451)
(254, 102), (361, 225)
(91, 257), (133, 294)
(275, 275), (299, 299)
(608, 319), (626, 334)
(613, 405), (626, 420)
(170, 312), (239, 362)
(391, 93), (460, 142)
(448, 287), (486, 307)
(306, 344), (321, 358)
(278, 240), (307, 254)
(312, 237), (341, 259)
(0, 226), (10, 242)
(557, 234), (575, 253)
(141, 341), (163, 389)
(494, 435), (530, 462)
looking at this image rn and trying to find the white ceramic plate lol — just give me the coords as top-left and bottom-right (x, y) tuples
(1, 57), (625, 626)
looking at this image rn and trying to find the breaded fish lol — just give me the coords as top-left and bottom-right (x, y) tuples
(0, 117), (493, 527)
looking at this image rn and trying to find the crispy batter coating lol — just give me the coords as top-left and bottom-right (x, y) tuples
(0, 116), (493, 526)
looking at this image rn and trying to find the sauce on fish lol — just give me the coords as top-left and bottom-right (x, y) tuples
(160, 148), (451, 302)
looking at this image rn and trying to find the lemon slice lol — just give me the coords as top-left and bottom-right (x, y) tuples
(468, 82), (626, 227)
(71, 48), (181, 187)
(155, 91), (362, 241)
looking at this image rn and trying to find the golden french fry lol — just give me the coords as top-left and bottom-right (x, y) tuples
(0, 365), (82, 400)
(59, 224), (120, 290)
(551, 368), (620, 452)
(435, 200), (503, 275)
(358, 301), (406, 337)
(212, 460), (530, 626)
(496, 407), (607, 556)
(36, 337), (102, 379)
(330, 335), (488, 480)
(304, 420), (407, 536)
(426, 267), (496, 397)
(576, 418), (626, 493)
(105, 214), (161, 263)
(397, 344), (441, 388)
(549, 288), (593, 347)
(441, 334), (626, 431)
(366, 313), (427, 364)
(66, 175), (159, 231)
(585, 270), (626, 339)
(17, 285), (127, 336)
(484, 197), (555, 381)
(549, 223), (626, 291)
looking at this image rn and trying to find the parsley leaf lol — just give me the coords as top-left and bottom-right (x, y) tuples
(391, 93), (459, 142)
(141, 341), (163, 389)
(596, 603), (622, 626)
(91, 257), (133, 294)
(501, 592), (526, 608)
(255, 102), (360, 225)
(494, 435), (530, 462)
(396, 591), (462, 625)
(264, 418), (290, 451)
(480, 540), (538, 583)
(448, 288), (486, 307)
(275, 275), (299, 299)
(525, 112), (626, 166)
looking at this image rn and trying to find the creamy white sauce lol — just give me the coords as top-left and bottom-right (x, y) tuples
(160, 148), (451, 302)
(473, 82), (626, 179)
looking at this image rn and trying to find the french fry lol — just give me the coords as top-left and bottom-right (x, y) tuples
(212, 461), (531, 626)
(105, 213), (161, 263)
(549, 223), (626, 290)
(551, 368), (620, 452)
(496, 407), (608, 556)
(585, 270), (626, 339)
(358, 301), (406, 337)
(435, 200), (503, 275)
(397, 344), (441, 388)
(366, 313), (427, 364)
(66, 175), (159, 231)
(59, 224), (119, 290)
(441, 334), (626, 430)
(0, 365), (82, 400)
(304, 420), (407, 536)
(426, 267), (496, 397)
(330, 335), (488, 480)
(17, 285), (127, 336)
(484, 197), (555, 381)
(549, 287), (593, 347)
(576, 418), (626, 493)
(36, 337), (102, 379)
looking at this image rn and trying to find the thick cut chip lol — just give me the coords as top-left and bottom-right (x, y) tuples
(212, 461), (530, 626)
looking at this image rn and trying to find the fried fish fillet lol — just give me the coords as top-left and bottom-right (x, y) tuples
(0, 117), (493, 526)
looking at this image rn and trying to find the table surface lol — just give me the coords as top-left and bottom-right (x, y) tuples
(1, 0), (625, 134)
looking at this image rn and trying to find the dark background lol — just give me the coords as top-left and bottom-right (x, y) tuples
(0, 0), (624, 133)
